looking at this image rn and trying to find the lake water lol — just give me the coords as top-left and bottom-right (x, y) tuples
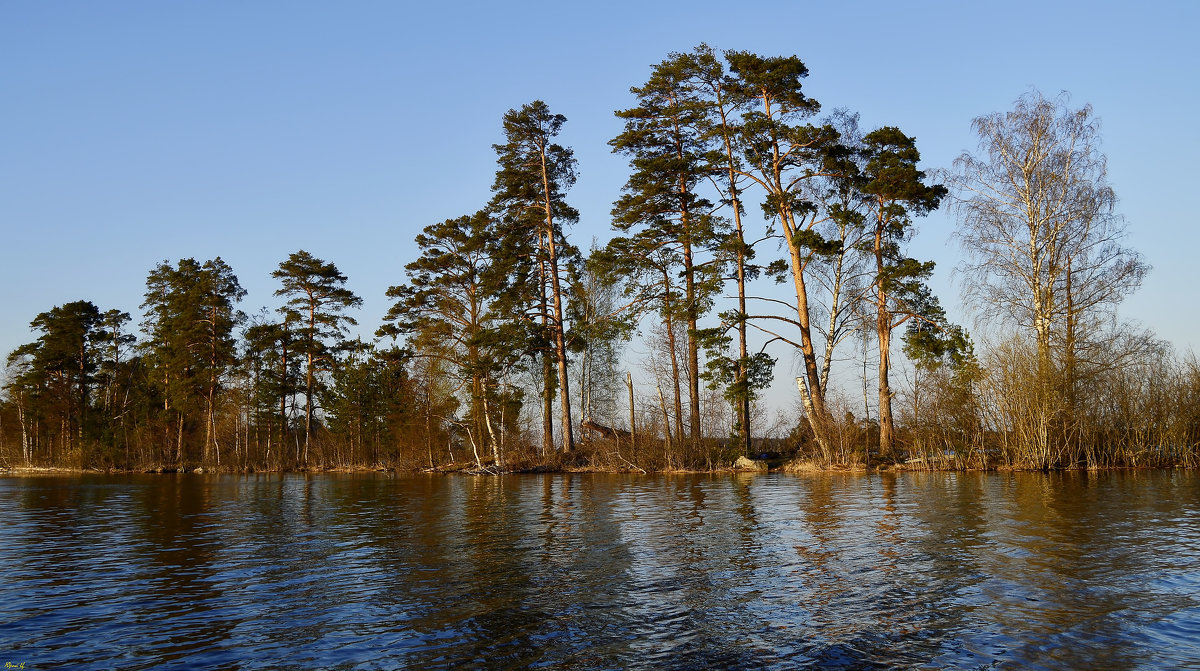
(0, 471), (1197, 669)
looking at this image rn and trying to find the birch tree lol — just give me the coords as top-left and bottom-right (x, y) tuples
(950, 91), (1146, 465)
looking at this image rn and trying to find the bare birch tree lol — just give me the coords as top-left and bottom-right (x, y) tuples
(950, 90), (1146, 465)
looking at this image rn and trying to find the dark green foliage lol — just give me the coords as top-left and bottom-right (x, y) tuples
(490, 100), (580, 453)
(140, 258), (246, 465)
(241, 311), (301, 463)
(272, 250), (361, 457)
(608, 51), (732, 449)
(855, 127), (946, 320)
(383, 211), (498, 339)
(273, 251), (361, 343)
(5, 301), (105, 463)
(381, 209), (524, 462)
(702, 349), (775, 408)
(904, 319), (974, 373)
(324, 342), (416, 467)
(724, 51), (818, 115)
(491, 101), (579, 228)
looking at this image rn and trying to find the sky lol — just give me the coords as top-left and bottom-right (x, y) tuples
(3, 1), (1198, 411)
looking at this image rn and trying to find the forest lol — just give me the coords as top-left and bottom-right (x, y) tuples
(3, 46), (1199, 473)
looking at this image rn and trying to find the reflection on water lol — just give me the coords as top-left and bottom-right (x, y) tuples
(1, 471), (1197, 669)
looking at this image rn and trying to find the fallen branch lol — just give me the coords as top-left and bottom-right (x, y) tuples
(609, 451), (646, 474)
(582, 419), (631, 440)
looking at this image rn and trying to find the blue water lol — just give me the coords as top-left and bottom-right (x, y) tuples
(1, 471), (1197, 669)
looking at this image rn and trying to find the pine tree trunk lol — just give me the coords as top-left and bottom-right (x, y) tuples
(735, 224), (751, 456)
(876, 227), (895, 457)
(540, 151), (574, 452)
(713, 89), (752, 456)
(786, 226), (836, 456)
(664, 313), (686, 451)
(683, 245), (701, 453)
(877, 305), (895, 457)
(542, 350), (555, 454)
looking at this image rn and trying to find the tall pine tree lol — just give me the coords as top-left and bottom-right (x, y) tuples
(272, 250), (361, 462)
(141, 258), (245, 465)
(490, 101), (580, 453)
(857, 127), (946, 456)
(610, 52), (726, 453)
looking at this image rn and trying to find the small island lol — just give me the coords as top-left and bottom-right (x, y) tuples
(3, 50), (1195, 477)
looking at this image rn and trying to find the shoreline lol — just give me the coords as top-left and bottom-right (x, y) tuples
(2, 462), (1193, 476)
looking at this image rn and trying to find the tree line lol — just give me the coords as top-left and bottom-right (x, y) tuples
(3, 46), (1198, 472)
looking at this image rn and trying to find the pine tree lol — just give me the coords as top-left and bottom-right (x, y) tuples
(242, 313), (299, 467)
(725, 51), (845, 457)
(381, 210), (522, 467)
(610, 53), (726, 453)
(7, 300), (105, 461)
(857, 126), (946, 456)
(141, 258), (245, 465)
(272, 250), (361, 462)
(490, 101), (580, 453)
(687, 44), (761, 455)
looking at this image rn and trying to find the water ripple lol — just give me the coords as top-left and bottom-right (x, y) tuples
(1, 472), (1198, 669)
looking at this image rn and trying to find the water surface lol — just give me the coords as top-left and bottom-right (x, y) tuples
(1, 471), (1197, 669)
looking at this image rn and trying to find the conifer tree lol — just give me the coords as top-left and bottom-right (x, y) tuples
(610, 53), (726, 452)
(857, 126), (947, 456)
(381, 210), (521, 466)
(7, 300), (105, 459)
(242, 314), (299, 466)
(686, 44), (761, 455)
(96, 308), (135, 431)
(272, 250), (361, 461)
(725, 51), (845, 456)
(490, 101), (580, 452)
(141, 258), (245, 465)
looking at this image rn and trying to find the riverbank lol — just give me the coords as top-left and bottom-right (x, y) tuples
(4, 459), (1195, 476)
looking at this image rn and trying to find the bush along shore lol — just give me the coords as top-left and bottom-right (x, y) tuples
(3, 418), (1197, 476)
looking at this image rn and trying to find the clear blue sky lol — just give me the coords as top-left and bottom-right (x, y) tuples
(4, 2), (1198, 394)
